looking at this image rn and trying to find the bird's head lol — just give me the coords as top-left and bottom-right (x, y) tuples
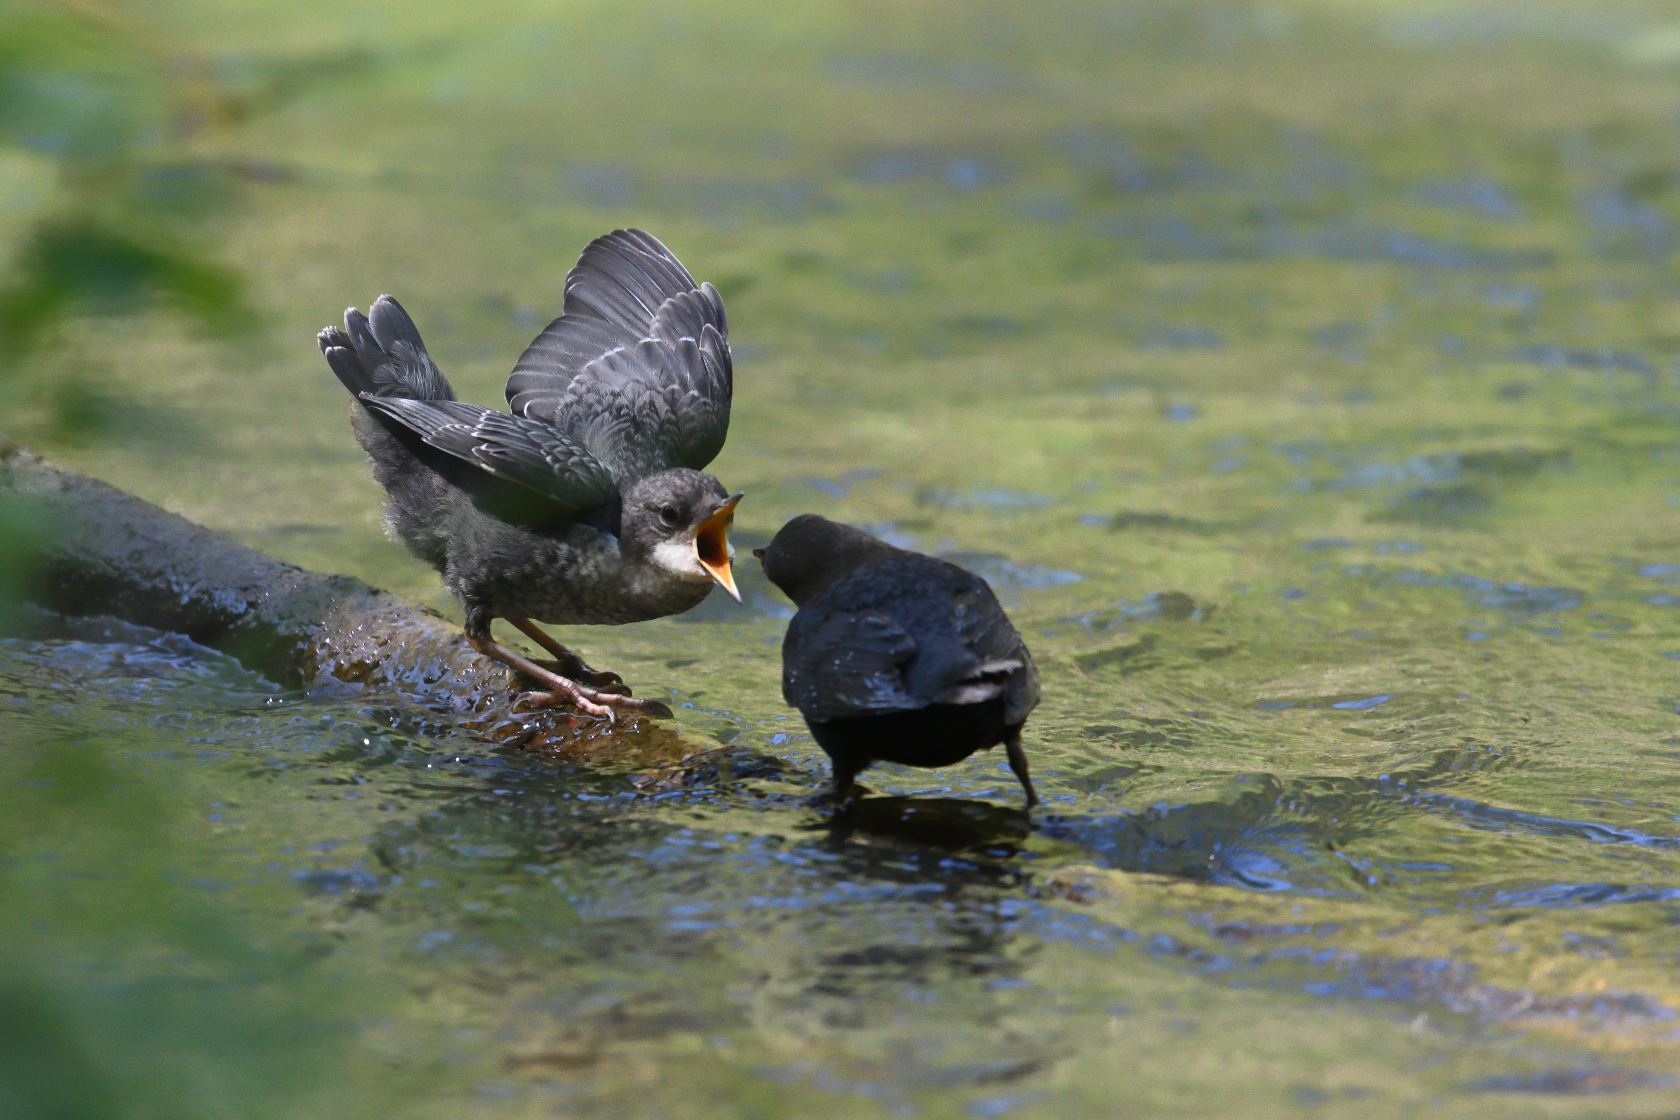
(754, 513), (896, 606)
(621, 469), (742, 601)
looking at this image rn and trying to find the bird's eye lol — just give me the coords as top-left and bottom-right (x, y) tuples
(659, 504), (681, 526)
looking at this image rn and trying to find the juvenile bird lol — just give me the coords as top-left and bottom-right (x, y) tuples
(318, 229), (740, 720)
(757, 515), (1039, 805)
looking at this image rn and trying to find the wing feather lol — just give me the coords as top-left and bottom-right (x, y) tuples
(357, 396), (616, 512)
(505, 229), (731, 484)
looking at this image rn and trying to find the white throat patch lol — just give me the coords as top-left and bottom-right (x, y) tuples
(651, 537), (708, 582)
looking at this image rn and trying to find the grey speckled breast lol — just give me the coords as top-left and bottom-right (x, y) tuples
(447, 520), (714, 626)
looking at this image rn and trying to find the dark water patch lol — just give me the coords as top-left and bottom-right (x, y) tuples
(1327, 453), (1460, 492)
(847, 148), (1011, 192)
(804, 468), (881, 498)
(1279, 222), (1556, 271)
(825, 54), (1024, 94)
(1468, 1067), (1676, 1095)
(1279, 130), (1364, 202)
(1416, 176), (1524, 221)
(1314, 320), (1365, 362)
(134, 161), (258, 215)
(1480, 282), (1541, 315)
(563, 161), (639, 207)
(1458, 446), (1570, 477)
(918, 488), (1056, 511)
(1142, 325), (1224, 351)
(1060, 129), (1227, 196)
(1298, 951), (1676, 1031)
(944, 313), (1026, 337)
(1581, 188), (1676, 258)
(1459, 577), (1581, 613)
(1313, 442), (1578, 500)
(831, 797), (1033, 853)
(838, 265), (915, 293)
(940, 552), (1083, 592)
(1096, 211), (1556, 270)
(1072, 636), (1159, 674)
(858, 521), (922, 548)
(1506, 343), (1655, 377)
(1012, 195), (1075, 224)
(291, 868), (380, 898)
(1413, 793), (1680, 851)
(1100, 510), (1221, 533)
(1469, 881), (1680, 909)
(1372, 482), (1492, 525)
(1093, 214), (1239, 260)
(1348, 568), (1584, 615)
(1067, 592), (1207, 632)
(659, 175), (837, 224)
(629, 745), (787, 793)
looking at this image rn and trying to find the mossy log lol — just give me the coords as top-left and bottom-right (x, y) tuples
(0, 441), (738, 773)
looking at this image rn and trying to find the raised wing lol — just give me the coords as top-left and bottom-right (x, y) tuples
(357, 396), (617, 512)
(504, 229), (732, 484)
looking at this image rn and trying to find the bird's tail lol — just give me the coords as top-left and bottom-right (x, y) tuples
(318, 295), (456, 402)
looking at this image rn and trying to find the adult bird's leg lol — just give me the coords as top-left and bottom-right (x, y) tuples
(1004, 729), (1038, 808)
(507, 617), (626, 691)
(828, 758), (864, 806)
(467, 637), (673, 722)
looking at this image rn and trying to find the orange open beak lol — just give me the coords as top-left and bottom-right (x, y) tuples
(695, 493), (743, 602)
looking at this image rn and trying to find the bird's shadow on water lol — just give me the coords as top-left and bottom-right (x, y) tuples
(826, 795), (1035, 854)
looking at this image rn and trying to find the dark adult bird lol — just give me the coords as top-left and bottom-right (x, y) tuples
(318, 229), (741, 720)
(757, 515), (1040, 806)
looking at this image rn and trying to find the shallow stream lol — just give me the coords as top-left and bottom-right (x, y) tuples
(5, 3), (1680, 1117)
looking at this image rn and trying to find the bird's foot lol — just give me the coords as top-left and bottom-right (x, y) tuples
(516, 686), (674, 722)
(467, 634), (673, 722)
(804, 780), (869, 809)
(506, 619), (625, 688)
(532, 658), (629, 693)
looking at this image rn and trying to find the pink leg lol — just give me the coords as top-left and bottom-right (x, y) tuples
(507, 617), (627, 690)
(468, 637), (673, 722)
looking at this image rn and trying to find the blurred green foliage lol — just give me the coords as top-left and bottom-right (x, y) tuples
(0, 0), (250, 436)
(0, 730), (363, 1120)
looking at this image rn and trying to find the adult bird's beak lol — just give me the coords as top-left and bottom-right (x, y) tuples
(695, 493), (743, 602)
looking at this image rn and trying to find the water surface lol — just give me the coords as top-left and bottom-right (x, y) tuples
(5, 2), (1680, 1117)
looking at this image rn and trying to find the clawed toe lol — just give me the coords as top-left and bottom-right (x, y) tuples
(513, 688), (672, 722)
(532, 659), (629, 692)
(515, 690), (610, 719)
(582, 688), (674, 720)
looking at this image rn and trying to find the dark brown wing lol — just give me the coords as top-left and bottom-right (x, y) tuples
(356, 396), (617, 512)
(503, 229), (731, 484)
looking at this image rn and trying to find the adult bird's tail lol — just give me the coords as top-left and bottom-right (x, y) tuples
(318, 295), (456, 402)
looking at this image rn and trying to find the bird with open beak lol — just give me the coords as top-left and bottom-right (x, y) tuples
(318, 229), (741, 720)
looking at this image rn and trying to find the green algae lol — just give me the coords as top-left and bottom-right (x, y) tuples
(7, 1), (1680, 1116)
